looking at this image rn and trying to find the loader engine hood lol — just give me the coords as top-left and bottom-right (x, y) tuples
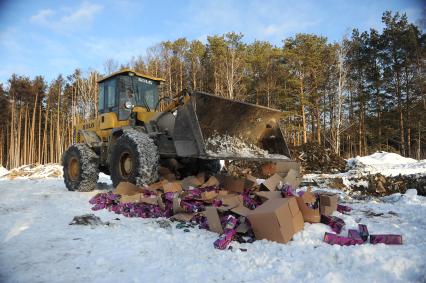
(172, 92), (291, 161)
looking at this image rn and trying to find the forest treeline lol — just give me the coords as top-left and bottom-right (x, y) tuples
(0, 11), (424, 168)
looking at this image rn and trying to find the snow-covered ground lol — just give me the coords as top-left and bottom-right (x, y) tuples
(347, 152), (426, 177)
(1, 169), (426, 282)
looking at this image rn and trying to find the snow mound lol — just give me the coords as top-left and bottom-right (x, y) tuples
(348, 152), (418, 166)
(0, 166), (9, 178)
(3, 164), (63, 179)
(347, 151), (426, 177)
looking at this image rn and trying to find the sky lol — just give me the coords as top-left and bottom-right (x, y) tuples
(0, 0), (424, 85)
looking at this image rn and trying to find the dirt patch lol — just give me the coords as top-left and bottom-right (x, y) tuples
(69, 214), (110, 226)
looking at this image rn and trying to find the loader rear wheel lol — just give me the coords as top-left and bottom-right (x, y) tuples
(109, 131), (159, 187)
(62, 144), (99, 192)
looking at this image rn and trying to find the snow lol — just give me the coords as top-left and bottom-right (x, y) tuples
(347, 151), (426, 177)
(1, 169), (426, 282)
(0, 166), (8, 178)
(205, 133), (288, 160)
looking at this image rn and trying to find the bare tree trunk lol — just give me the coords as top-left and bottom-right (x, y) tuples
(300, 80), (307, 143)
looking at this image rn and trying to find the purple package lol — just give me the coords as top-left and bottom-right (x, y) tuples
(242, 193), (258, 210)
(212, 199), (223, 207)
(358, 224), (369, 241)
(370, 234), (403, 245)
(223, 215), (238, 230)
(337, 204), (352, 214)
(180, 200), (204, 213)
(214, 215), (239, 250)
(348, 229), (365, 244)
(281, 184), (297, 197)
(323, 232), (361, 246)
(214, 229), (237, 250)
(321, 215), (345, 234)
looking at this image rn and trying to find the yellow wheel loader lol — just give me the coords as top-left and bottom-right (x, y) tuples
(62, 69), (296, 191)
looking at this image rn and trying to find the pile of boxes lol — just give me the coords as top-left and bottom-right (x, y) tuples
(91, 161), (343, 247)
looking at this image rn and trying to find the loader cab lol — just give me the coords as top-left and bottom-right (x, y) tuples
(97, 69), (165, 121)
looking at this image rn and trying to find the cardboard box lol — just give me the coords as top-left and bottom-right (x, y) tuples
(223, 175), (255, 193)
(319, 193), (338, 216)
(255, 191), (283, 203)
(260, 173), (284, 191)
(247, 198), (304, 244)
(115, 182), (144, 196)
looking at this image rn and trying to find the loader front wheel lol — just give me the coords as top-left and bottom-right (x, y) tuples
(109, 132), (159, 187)
(62, 144), (99, 192)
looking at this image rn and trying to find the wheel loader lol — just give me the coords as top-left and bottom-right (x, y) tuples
(62, 69), (298, 191)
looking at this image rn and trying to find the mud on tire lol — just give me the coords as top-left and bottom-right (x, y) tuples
(109, 131), (159, 187)
(62, 144), (99, 192)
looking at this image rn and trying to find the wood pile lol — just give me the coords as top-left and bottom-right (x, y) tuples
(290, 143), (346, 174)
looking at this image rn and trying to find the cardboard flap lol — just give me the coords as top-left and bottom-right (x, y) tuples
(201, 176), (220, 188)
(295, 196), (320, 223)
(283, 169), (301, 188)
(255, 191), (283, 202)
(287, 197), (300, 217)
(201, 190), (218, 200)
(171, 213), (195, 222)
(205, 206), (224, 234)
(157, 195), (165, 210)
(180, 176), (203, 190)
(261, 173), (284, 191)
(231, 205), (252, 217)
(140, 197), (158, 205)
(115, 182), (144, 196)
(149, 180), (168, 190)
(119, 193), (142, 203)
(301, 189), (317, 204)
(172, 196), (184, 214)
(163, 182), (182, 193)
(218, 194), (242, 209)
(223, 176), (255, 193)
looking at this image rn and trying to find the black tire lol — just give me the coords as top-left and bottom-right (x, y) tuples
(109, 131), (159, 187)
(62, 144), (99, 192)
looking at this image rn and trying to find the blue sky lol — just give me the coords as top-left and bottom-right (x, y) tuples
(0, 0), (423, 84)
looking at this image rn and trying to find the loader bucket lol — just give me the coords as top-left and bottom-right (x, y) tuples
(173, 92), (291, 161)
